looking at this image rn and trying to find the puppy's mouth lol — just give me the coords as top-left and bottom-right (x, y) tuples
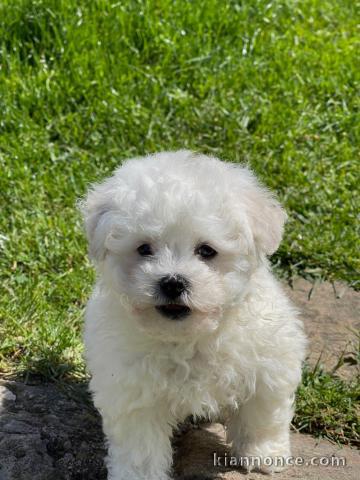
(156, 304), (191, 320)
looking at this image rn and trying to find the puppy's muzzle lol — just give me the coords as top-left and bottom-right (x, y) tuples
(156, 275), (191, 320)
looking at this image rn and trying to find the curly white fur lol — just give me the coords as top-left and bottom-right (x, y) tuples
(81, 151), (307, 479)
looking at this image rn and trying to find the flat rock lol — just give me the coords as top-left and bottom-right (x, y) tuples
(284, 278), (360, 377)
(0, 387), (16, 404)
(175, 423), (360, 480)
(0, 380), (107, 480)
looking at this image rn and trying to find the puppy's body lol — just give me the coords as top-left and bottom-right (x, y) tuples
(82, 151), (306, 480)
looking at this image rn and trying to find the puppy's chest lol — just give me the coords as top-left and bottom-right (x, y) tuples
(160, 350), (250, 416)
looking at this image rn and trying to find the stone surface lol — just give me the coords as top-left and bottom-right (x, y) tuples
(284, 278), (360, 377)
(0, 387), (16, 404)
(174, 423), (360, 480)
(0, 381), (107, 480)
(0, 279), (359, 479)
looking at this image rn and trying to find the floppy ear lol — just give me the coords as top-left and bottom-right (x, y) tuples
(247, 190), (287, 255)
(230, 166), (287, 256)
(79, 176), (123, 262)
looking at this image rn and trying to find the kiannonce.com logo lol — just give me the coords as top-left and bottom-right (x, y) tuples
(213, 452), (346, 468)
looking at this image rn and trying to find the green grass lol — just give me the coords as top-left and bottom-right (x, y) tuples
(0, 0), (359, 442)
(295, 363), (360, 446)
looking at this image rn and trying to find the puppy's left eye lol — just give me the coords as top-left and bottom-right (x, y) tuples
(195, 244), (217, 259)
(137, 243), (153, 256)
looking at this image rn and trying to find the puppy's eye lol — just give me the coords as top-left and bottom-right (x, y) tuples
(195, 244), (217, 260)
(137, 243), (153, 256)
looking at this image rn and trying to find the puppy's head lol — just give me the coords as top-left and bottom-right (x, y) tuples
(81, 151), (286, 340)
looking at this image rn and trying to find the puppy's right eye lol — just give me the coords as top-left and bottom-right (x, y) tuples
(137, 243), (153, 256)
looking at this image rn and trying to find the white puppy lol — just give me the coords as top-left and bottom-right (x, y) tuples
(81, 151), (307, 480)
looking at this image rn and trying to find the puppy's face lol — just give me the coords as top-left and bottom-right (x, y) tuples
(101, 208), (252, 338)
(82, 151), (286, 340)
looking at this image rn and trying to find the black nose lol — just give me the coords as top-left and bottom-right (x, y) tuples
(159, 275), (188, 300)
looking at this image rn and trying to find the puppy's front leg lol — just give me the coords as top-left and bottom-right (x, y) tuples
(226, 387), (294, 473)
(102, 407), (173, 480)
